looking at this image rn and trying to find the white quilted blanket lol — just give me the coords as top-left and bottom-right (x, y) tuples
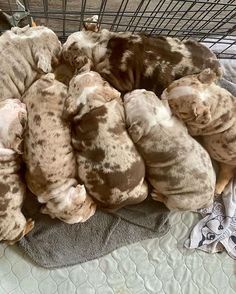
(0, 212), (235, 294)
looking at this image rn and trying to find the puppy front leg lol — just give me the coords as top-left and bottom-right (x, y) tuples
(215, 163), (235, 196)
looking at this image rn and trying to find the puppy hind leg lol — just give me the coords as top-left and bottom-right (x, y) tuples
(215, 163), (235, 196)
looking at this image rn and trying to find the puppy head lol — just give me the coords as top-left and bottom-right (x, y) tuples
(41, 185), (96, 224)
(25, 73), (68, 107)
(14, 26), (63, 73)
(62, 31), (94, 71)
(124, 89), (167, 142)
(83, 15), (100, 32)
(68, 71), (120, 118)
(0, 99), (27, 153)
(162, 73), (212, 125)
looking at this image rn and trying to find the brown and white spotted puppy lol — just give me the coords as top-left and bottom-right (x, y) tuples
(0, 99), (34, 243)
(67, 71), (148, 209)
(22, 74), (96, 224)
(124, 89), (215, 211)
(0, 25), (61, 101)
(162, 68), (236, 195)
(62, 18), (222, 96)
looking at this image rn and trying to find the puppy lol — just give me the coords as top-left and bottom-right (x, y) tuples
(124, 89), (215, 211)
(0, 25), (61, 101)
(67, 71), (148, 209)
(62, 18), (222, 96)
(0, 99), (34, 243)
(22, 74), (96, 224)
(162, 68), (236, 195)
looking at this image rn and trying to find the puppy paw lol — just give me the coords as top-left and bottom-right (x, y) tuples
(24, 218), (35, 235)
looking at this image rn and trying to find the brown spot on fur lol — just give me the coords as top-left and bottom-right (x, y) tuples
(0, 213), (7, 219)
(37, 140), (45, 146)
(12, 187), (19, 193)
(48, 112), (54, 116)
(0, 198), (11, 211)
(108, 123), (125, 135)
(33, 114), (41, 126)
(0, 183), (10, 196)
(72, 105), (107, 149)
(83, 148), (105, 162)
(13, 223), (20, 230)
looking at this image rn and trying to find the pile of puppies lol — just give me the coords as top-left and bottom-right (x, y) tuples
(0, 17), (234, 244)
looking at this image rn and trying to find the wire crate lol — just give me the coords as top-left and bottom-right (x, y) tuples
(0, 0), (235, 58)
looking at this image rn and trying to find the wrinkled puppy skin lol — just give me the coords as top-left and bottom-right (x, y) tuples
(162, 68), (236, 195)
(62, 22), (222, 96)
(0, 25), (62, 101)
(0, 99), (34, 243)
(22, 74), (96, 224)
(124, 89), (215, 211)
(68, 71), (148, 210)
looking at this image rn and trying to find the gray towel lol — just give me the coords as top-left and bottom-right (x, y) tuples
(19, 191), (169, 269)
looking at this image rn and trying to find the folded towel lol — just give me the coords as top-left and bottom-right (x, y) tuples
(19, 191), (169, 269)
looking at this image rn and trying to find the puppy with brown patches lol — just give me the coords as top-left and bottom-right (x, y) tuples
(62, 17), (222, 96)
(0, 99), (34, 243)
(0, 25), (61, 101)
(162, 68), (236, 195)
(67, 71), (148, 209)
(22, 74), (96, 224)
(124, 89), (215, 211)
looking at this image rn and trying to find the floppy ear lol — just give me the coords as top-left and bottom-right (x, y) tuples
(36, 49), (52, 73)
(198, 68), (217, 84)
(76, 58), (93, 74)
(62, 95), (78, 120)
(192, 101), (211, 124)
(83, 15), (100, 32)
(128, 123), (144, 143)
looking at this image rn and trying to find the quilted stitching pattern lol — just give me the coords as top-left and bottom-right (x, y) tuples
(0, 212), (235, 294)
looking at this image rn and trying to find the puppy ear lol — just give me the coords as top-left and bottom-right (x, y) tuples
(36, 50), (52, 73)
(198, 68), (217, 84)
(192, 101), (211, 124)
(128, 123), (143, 143)
(62, 95), (78, 120)
(75, 58), (93, 74)
(83, 15), (100, 32)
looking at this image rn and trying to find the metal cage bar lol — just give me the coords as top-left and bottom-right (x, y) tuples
(0, 0), (235, 58)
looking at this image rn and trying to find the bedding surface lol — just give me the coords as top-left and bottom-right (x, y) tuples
(0, 211), (235, 294)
